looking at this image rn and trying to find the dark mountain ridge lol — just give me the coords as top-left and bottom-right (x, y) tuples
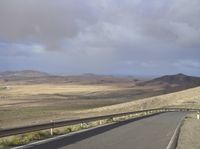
(0, 70), (138, 85)
(0, 70), (49, 78)
(0, 71), (200, 88)
(138, 73), (200, 93)
(147, 73), (200, 86)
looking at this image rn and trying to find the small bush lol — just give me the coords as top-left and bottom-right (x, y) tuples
(71, 124), (82, 132)
(53, 129), (62, 135)
(9, 136), (25, 146)
(0, 139), (9, 149)
(37, 131), (50, 139)
(65, 127), (72, 133)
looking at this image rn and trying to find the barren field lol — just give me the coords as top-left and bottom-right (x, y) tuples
(80, 87), (200, 114)
(0, 82), (200, 129)
(0, 83), (162, 129)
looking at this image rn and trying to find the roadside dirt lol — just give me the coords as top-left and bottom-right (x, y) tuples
(177, 113), (200, 149)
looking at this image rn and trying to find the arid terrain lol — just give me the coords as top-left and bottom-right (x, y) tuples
(0, 70), (200, 129)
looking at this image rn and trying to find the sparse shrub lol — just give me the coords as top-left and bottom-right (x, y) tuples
(106, 118), (114, 123)
(71, 124), (82, 132)
(9, 136), (24, 146)
(65, 127), (72, 133)
(31, 132), (42, 140)
(0, 139), (9, 149)
(53, 129), (62, 135)
(37, 131), (50, 139)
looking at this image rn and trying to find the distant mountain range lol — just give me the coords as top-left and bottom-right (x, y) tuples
(0, 70), (200, 89)
(0, 70), (49, 78)
(0, 70), (138, 85)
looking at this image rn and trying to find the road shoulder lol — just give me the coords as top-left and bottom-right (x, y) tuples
(177, 113), (200, 149)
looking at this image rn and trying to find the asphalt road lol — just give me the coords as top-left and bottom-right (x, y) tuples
(24, 112), (186, 149)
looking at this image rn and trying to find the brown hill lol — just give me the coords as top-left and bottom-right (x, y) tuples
(138, 73), (200, 93)
(0, 71), (138, 85)
(1, 71), (200, 90)
(0, 70), (49, 78)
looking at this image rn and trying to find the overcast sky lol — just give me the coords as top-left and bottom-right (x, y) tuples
(0, 0), (200, 76)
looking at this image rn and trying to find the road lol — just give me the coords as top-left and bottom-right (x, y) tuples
(24, 112), (186, 149)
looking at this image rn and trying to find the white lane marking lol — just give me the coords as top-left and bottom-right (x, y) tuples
(166, 115), (186, 149)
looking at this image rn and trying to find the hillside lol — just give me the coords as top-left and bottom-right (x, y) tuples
(146, 73), (200, 86)
(138, 73), (200, 92)
(81, 86), (200, 114)
(0, 70), (49, 78)
(0, 70), (138, 85)
(1, 71), (199, 94)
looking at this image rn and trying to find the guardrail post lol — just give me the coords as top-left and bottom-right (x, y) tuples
(50, 128), (53, 136)
(100, 120), (103, 125)
(50, 120), (54, 136)
(197, 112), (200, 120)
(81, 122), (84, 128)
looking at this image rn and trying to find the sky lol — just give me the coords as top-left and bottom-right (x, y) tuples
(0, 0), (200, 76)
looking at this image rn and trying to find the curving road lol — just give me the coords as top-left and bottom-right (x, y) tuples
(23, 112), (186, 149)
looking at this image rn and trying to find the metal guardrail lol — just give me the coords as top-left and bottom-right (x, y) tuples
(0, 108), (199, 138)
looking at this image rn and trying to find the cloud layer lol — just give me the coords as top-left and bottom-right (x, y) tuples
(0, 0), (200, 76)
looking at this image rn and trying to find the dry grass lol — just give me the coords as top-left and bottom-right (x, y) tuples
(0, 83), (199, 129)
(0, 83), (149, 129)
(0, 84), (119, 97)
(0, 84), (126, 109)
(79, 87), (200, 114)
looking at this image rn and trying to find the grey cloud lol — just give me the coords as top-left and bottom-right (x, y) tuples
(0, 0), (200, 76)
(1, 0), (200, 51)
(0, 0), (97, 50)
(0, 43), (45, 57)
(175, 60), (200, 69)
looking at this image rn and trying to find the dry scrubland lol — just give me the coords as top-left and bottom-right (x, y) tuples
(0, 84), (119, 96)
(81, 86), (200, 114)
(0, 84), (117, 128)
(0, 83), (159, 129)
(0, 83), (200, 129)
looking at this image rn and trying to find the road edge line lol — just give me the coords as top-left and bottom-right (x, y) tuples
(166, 115), (185, 149)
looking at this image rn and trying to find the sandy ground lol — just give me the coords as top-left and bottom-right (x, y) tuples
(80, 87), (200, 114)
(0, 84), (200, 129)
(0, 84), (161, 129)
(177, 113), (200, 149)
